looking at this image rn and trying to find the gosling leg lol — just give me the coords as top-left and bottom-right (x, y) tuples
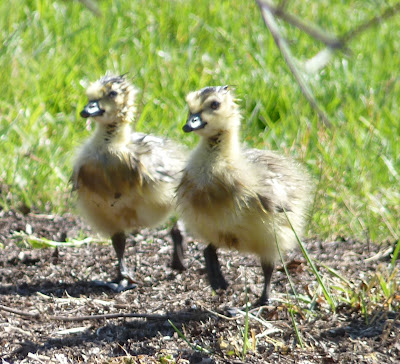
(111, 231), (136, 283)
(257, 261), (274, 306)
(204, 244), (228, 290)
(92, 232), (136, 292)
(170, 221), (186, 271)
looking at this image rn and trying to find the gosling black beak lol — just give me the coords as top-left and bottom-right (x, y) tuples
(183, 113), (207, 133)
(80, 100), (105, 118)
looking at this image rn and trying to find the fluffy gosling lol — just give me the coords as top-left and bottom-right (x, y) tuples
(176, 86), (312, 305)
(72, 74), (187, 289)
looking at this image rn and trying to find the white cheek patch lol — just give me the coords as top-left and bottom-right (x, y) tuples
(190, 116), (202, 129)
(88, 103), (101, 113)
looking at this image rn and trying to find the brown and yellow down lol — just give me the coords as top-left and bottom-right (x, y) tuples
(72, 74), (187, 290)
(176, 86), (313, 305)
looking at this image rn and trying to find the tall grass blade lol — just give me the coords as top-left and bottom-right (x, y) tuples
(168, 320), (211, 354)
(242, 272), (250, 360)
(289, 307), (304, 349)
(391, 239), (400, 269)
(283, 211), (336, 311)
(318, 261), (352, 287)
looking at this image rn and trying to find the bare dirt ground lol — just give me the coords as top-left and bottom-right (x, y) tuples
(0, 209), (399, 363)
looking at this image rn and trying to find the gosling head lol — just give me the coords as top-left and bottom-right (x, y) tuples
(184, 86), (241, 138)
(80, 74), (138, 125)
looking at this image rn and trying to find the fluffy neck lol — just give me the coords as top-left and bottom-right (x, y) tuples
(92, 121), (132, 146)
(196, 124), (241, 164)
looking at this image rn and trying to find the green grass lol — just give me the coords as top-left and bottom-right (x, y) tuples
(1, 0), (399, 243)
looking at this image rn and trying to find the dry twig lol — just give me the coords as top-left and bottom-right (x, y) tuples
(0, 304), (209, 322)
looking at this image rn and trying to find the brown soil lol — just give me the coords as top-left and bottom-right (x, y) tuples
(0, 209), (399, 363)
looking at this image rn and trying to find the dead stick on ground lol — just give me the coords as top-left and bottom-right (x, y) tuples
(195, 301), (238, 321)
(0, 304), (40, 319)
(0, 304), (209, 322)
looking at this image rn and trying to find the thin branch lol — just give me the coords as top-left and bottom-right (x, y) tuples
(256, 1), (400, 126)
(259, 0), (342, 49)
(259, 0), (400, 49)
(256, 1), (331, 126)
(0, 304), (209, 322)
(76, 0), (102, 17)
(341, 3), (400, 44)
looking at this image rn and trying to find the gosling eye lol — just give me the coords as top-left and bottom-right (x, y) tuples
(210, 101), (220, 110)
(108, 90), (118, 98)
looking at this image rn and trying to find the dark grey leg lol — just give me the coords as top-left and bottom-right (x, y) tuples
(204, 244), (228, 290)
(170, 222), (186, 271)
(257, 261), (274, 306)
(91, 232), (136, 292)
(111, 231), (135, 282)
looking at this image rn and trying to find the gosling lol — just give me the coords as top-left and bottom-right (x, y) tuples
(72, 74), (187, 289)
(176, 86), (312, 305)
